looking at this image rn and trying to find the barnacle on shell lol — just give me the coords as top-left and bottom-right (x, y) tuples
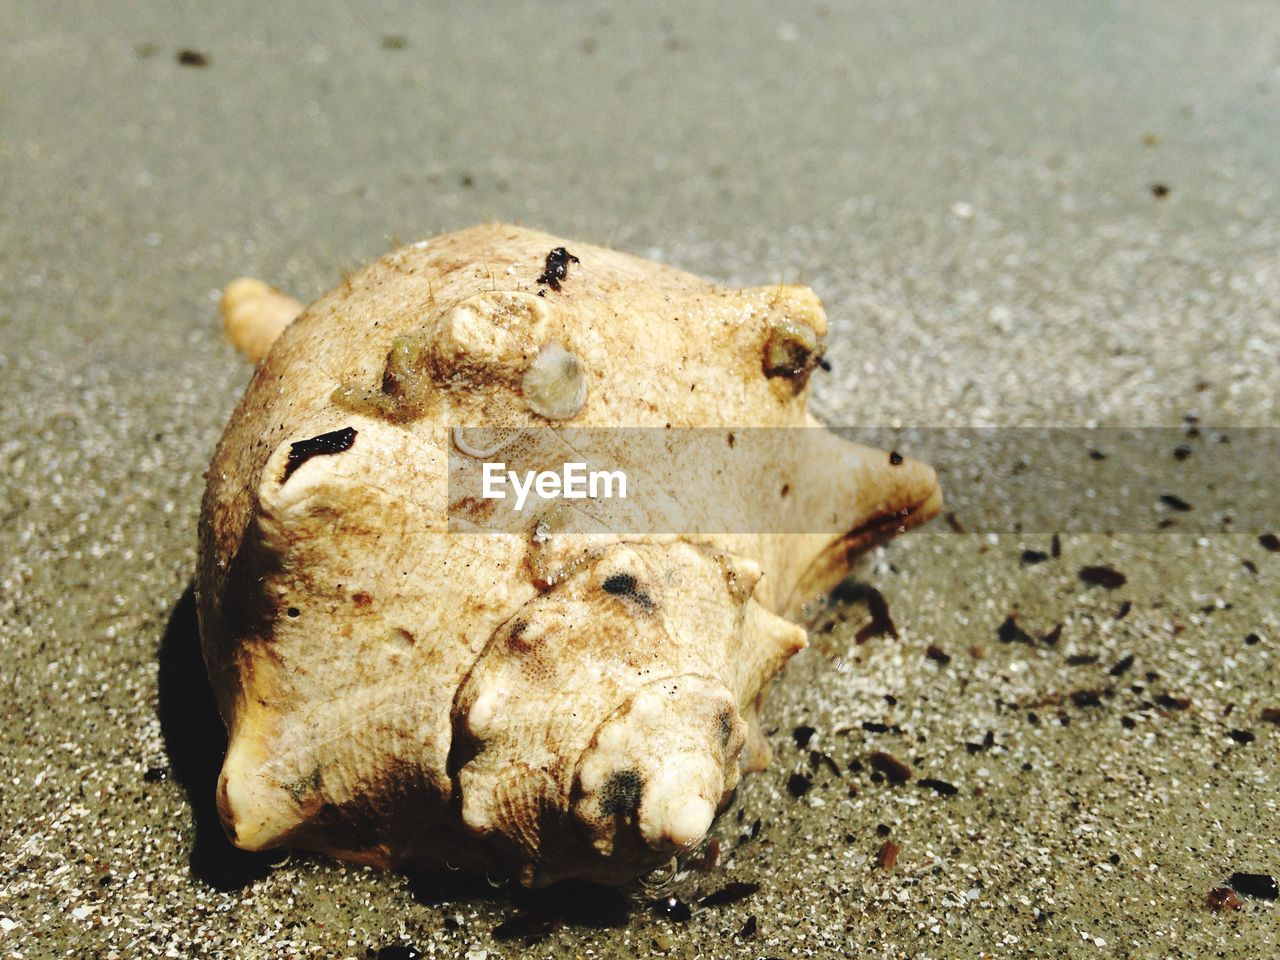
(521, 343), (587, 420)
(197, 224), (941, 887)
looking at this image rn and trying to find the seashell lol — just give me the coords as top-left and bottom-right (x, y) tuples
(197, 223), (941, 887)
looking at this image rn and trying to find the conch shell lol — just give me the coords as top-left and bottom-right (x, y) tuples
(197, 224), (940, 887)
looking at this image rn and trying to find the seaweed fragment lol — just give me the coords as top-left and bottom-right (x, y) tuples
(537, 247), (579, 291)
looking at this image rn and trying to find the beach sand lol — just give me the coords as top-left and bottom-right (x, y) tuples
(2, 2), (1277, 956)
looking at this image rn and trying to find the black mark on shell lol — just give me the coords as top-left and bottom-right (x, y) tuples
(602, 573), (655, 612)
(762, 322), (822, 387)
(599, 769), (643, 817)
(282, 427), (357, 482)
(506, 618), (531, 653)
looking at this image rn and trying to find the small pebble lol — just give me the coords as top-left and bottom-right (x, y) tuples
(786, 772), (813, 798)
(1229, 872), (1278, 901)
(1205, 887), (1242, 911)
(997, 615), (1033, 644)
(1108, 654), (1135, 676)
(652, 896), (692, 922)
(792, 725), (816, 748)
(1078, 565), (1126, 589)
(875, 840), (900, 869)
(1070, 690), (1103, 708)
(868, 751), (912, 784)
(918, 778), (959, 796)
